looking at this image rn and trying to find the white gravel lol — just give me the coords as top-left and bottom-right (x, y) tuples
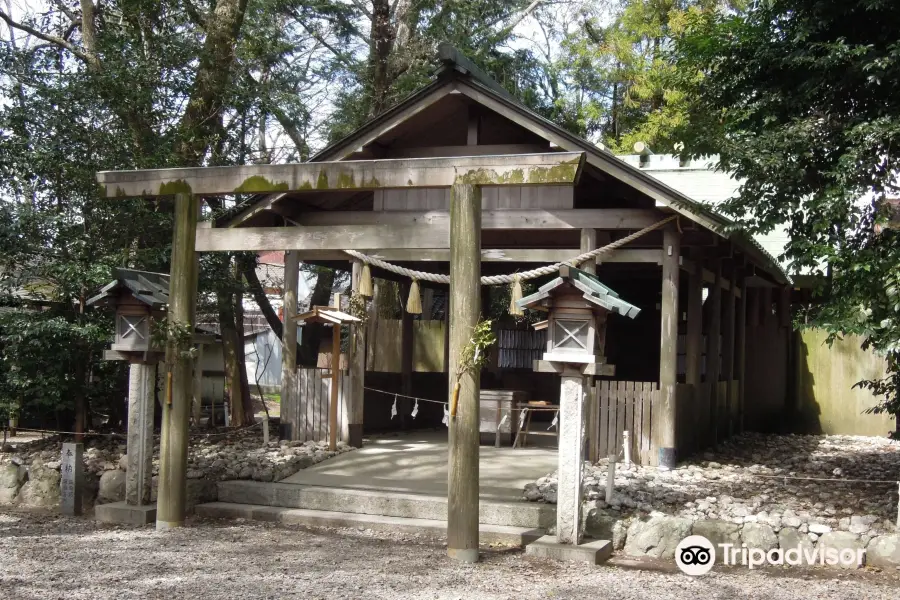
(2, 509), (898, 599)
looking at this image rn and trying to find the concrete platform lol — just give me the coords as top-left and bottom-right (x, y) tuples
(197, 501), (545, 546)
(283, 430), (557, 502)
(95, 501), (157, 525)
(525, 535), (613, 564)
(216, 480), (555, 529)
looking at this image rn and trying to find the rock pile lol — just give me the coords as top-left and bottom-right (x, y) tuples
(0, 428), (353, 509)
(524, 432), (900, 567)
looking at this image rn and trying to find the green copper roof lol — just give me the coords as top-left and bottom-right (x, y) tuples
(516, 265), (641, 319)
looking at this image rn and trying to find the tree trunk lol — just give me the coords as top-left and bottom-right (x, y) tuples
(298, 267), (335, 366)
(367, 0), (395, 116)
(217, 256), (248, 426)
(233, 272), (255, 424)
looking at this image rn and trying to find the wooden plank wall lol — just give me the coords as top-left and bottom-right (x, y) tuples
(281, 367), (350, 443)
(591, 381), (658, 466)
(366, 319), (446, 372)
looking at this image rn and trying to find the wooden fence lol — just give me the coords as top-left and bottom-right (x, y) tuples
(585, 379), (739, 466)
(586, 381), (657, 466)
(280, 367), (350, 443)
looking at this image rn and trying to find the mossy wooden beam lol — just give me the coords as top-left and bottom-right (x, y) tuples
(96, 153), (584, 198)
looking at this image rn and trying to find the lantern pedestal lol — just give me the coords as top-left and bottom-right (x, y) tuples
(525, 536), (613, 564)
(557, 373), (587, 544)
(126, 362), (155, 506)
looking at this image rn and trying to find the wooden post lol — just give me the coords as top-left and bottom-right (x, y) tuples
(605, 453), (616, 503)
(191, 344), (204, 426)
(447, 183), (481, 563)
(580, 229), (597, 276)
(721, 264), (737, 438)
(400, 281), (414, 429)
(156, 192), (199, 530)
(281, 250), (300, 441)
(348, 260), (366, 447)
(736, 275), (747, 433)
(707, 260), (723, 448)
(685, 258), (704, 388)
(656, 224), (680, 468)
(329, 293), (341, 451)
(685, 257), (703, 450)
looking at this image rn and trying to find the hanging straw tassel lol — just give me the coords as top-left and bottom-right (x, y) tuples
(406, 278), (422, 314)
(358, 262), (373, 298)
(509, 275), (524, 316)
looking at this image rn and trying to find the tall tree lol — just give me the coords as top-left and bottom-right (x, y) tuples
(0, 0), (320, 428)
(674, 0), (900, 421)
(556, 0), (743, 149)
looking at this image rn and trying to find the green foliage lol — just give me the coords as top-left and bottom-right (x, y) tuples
(0, 311), (120, 424)
(555, 0), (742, 150)
(674, 0), (900, 416)
(456, 319), (496, 383)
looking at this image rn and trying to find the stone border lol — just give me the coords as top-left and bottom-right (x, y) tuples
(585, 509), (900, 569)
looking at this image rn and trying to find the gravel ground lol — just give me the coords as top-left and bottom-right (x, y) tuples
(1, 509), (898, 600)
(527, 434), (900, 529)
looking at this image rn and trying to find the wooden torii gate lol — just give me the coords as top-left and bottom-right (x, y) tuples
(96, 152), (584, 562)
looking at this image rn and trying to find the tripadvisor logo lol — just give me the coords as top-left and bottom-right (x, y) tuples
(675, 535), (865, 575)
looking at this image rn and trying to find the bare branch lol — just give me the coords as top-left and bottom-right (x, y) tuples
(349, 0), (373, 21)
(0, 8), (94, 65)
(51, 0), (79, 23)
(292, 13), (355, 69)
(497, 0), (545, 38)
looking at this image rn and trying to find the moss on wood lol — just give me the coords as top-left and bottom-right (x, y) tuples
(233, 176), (289, 194)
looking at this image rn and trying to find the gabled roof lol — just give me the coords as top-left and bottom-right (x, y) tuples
(517, 265), (641, 319)
(86, 268), (169, 308)
(232, 44), (788, 284)
(292, 305), (361, 325)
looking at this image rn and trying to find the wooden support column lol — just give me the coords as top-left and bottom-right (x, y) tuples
(447, 183), (481, 563)
(685, 256), (704, 388)
(191, 345), (204, 426)
(281, 250), (300, 441)
(685, 254), (704, 454)
(707, 260), (723, 448)
(400, 281), (414, 429)
(656, 224), (680, 468)
(721, 265), (737, 438)
(580, 229), (597, 276)
(735, 274), (748, 434)
(156, 192), (199, 530)
(329, 293), (341, 451)
(347, 260), (366, 447)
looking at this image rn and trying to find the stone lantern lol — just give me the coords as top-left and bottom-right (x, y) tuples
(87, 269), (211, 525)
(518, 265), (640, 562)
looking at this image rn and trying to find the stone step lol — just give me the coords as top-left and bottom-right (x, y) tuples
(196, 501), (545, 546)
(216, 480), (555, 529)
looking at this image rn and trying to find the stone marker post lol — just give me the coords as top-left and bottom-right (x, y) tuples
(127, 362), (155, 505)
(557, 374), (586, 545)
(60, 442), (83, 516)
